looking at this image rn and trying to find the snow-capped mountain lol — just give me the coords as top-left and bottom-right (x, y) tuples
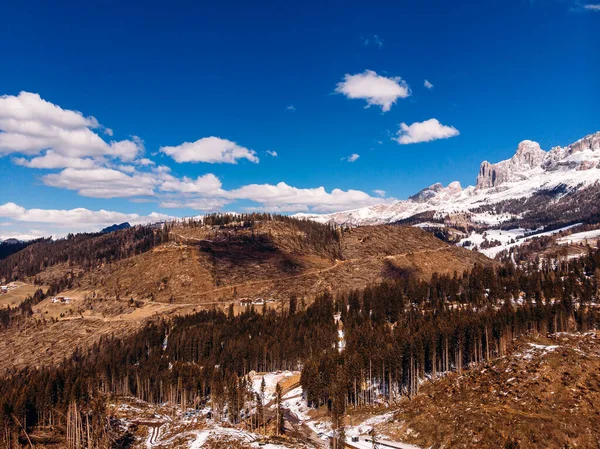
(296, 131), (600, 229)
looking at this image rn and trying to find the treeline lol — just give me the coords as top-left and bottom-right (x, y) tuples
(0, 225), (169, 282)
(190, 212), (340, 243)
(0, 239), (42, 261)
(182, 213), (343, 260)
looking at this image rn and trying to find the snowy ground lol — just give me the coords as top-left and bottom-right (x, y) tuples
(344, 412), (422, 449)
(460, 223), (582, 258)
(249, 370), (298, 402)
(557, 228), (600, 245)
(515, 342), (560, 361)
(281, 386), (331, 439)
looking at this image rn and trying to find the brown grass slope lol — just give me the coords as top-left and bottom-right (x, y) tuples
(70, 222), (492, 304)
(383, 332), (600, 449)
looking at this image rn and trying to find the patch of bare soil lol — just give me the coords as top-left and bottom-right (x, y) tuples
(382, 332), (600, 449)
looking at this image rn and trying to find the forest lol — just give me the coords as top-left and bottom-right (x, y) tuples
(0, 239), (599, 447)
(0, 225), (170, 282)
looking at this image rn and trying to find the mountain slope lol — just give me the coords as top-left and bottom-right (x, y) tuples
(69, 219), (491, 303)
(296, 131), (600, 231)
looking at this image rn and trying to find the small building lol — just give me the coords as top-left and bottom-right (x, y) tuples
(0, 286), (8, 294)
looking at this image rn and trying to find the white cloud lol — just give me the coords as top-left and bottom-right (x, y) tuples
(137, 158), (155, 166)
(0, 91), (142, 161)
(424, 79), (434, 89)
(0, 202), (172, 231)
(160, 136), (259, 164)
(394, 118), (460, 144)
(43, 167), (156, 198)
(159, 173), (224, 195)
(583, 4), (600, 10)
(373, 189), (386, 197)
(0, 230), (49, 241)
(160, 198), (231, 210)
(343, 153), (360, 162)
(13, 150), (99, 169)
(335, 70), (410, 112)
(224, 182), (388, 213)
(266, 150), (278, 157)
(286, 105), (296, 111)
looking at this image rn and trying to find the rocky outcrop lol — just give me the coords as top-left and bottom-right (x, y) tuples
(476, 140), (545, 189)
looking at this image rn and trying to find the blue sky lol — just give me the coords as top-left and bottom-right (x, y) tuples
(0, 0), (598, 238)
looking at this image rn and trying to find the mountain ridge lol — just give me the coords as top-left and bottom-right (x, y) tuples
(295, 131), (600, 230)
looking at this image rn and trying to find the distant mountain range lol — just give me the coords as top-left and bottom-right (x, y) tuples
(296, 131), (600, 232)
(100, 222), (131, 234)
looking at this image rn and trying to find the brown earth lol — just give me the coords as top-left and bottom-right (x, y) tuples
(378, 331), (600, 449)
(65, 223), (491, 304)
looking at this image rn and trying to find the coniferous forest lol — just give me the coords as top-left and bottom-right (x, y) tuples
(1, 241), (599, 447)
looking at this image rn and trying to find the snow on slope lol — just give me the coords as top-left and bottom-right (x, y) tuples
(249, 370), (298, 402)
(295, 132), (600, 227)
(557, 229), (600, 245)
(460, 223), (582, 258)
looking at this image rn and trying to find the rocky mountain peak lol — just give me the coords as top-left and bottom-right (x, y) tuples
(476, 140), (546, 189)
(409, 182), (462, 203)
(513, 140), (545, 168)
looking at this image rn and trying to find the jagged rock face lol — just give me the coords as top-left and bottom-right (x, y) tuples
(476, 140), (545, 189)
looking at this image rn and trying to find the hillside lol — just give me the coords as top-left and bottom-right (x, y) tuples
(381, 332), (600, 449)
(28, 218), (491, 304)
(0, 215), (491, 371)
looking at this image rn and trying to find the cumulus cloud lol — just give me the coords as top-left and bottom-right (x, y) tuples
(373, 189), (386, 197)
(43, 167), (156, 198)
(0, 202), (172, 231)
(394, 118), (460, 144)
(137, 158), (155, 166)
(342, 153), (360, 162)
(160, 136), (259, 164)
(13, 150), (99, 169)
(266, 150), (278, 157)
(286, 105), (296, 111)
(424, 79), (434, 89)
(224, 182), (387, 213)
(0, 91), (142, 161)
(159, 173), (224, 195)
(335, 70), (410, 112)
(160, 198), (231, 210)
